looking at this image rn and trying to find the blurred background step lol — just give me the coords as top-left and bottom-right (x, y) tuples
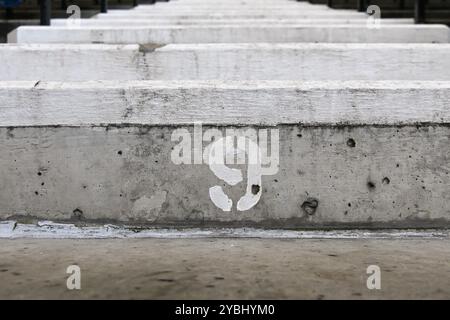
(1, 43), (449, 80)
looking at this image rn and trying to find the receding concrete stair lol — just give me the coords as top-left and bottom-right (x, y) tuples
(1, 43), (450, 81)
(8, 25), (450, 44)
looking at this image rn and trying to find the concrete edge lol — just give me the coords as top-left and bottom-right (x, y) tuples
(1, 221), (449, 239)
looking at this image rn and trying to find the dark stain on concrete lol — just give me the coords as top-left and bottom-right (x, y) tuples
(251, 184), (260, 195)
(138, 43), (166, 53)
(72, 208), (84, 221)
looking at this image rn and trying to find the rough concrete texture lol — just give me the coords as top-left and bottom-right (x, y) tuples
(0, 81), (449, 126)
(2, 125), (450, 228)
(9, 25), (449, 44)
(2, 43), (449, 81)
(0, 238), (449, 299)
(310, 0), (449, 9)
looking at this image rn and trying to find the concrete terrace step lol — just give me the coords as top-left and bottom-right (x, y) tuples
(1, 43), (449, 81)
(50, 18), (415, 26)
(0, 81), (450, 228)
(8, 25), (450, 44)
(94, 11), (367, 18)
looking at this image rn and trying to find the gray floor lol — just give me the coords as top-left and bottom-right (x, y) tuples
(0, 238), (449, 299)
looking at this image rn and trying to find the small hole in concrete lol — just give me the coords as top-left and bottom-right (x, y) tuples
(251, 184), (260, 195)
(37, 172), (42, 176)
(72, 208), (84, 220)
(346, 138), (356, 148)
(367, 181), (376, 190)
(382, 177), (390, 185)
(117, 150), (122, 155)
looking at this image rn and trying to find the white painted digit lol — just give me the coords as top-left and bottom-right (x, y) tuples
(208, 136), (262, 211)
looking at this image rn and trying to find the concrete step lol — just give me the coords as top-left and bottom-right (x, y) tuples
(94, 11), (367, 18)
(8, 25), (450, 44)
(1, 80), (449, 228)
(2, 237), (450, 299)
(1, 43), (449, 81)
(50, 18), (415, 26)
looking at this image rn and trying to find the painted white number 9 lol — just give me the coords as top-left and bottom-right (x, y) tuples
(208, 136), (262, 212)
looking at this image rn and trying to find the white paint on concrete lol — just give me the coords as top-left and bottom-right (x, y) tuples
(8, 25), (450, 44)
(209, 186), (233, 211)
(0, 221), (448, 239)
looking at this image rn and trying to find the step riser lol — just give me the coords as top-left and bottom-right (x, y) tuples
(2, 124), (450, 228)
(9, 26), (450, 44)
(1, 44), (449, 81)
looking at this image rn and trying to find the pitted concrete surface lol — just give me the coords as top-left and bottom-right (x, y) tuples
(0, 238), (449, 299)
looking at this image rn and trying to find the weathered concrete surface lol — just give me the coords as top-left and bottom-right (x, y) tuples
(1, 238), (449, 299)
(50, 18), (415, 26)
(2, 124), (450, 228)
(0, 44), (144, 81)
(8, 25), (450, 44)
(1, 82), (450, 228)
(2, 43), (449, 81)
(312, 0), (450, 9)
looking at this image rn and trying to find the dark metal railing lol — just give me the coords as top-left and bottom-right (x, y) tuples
(39, 0), (51, 25)
(415, 0), (426, 23)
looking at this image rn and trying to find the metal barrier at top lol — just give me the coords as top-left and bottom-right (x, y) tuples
(0, 0), (161, 26)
